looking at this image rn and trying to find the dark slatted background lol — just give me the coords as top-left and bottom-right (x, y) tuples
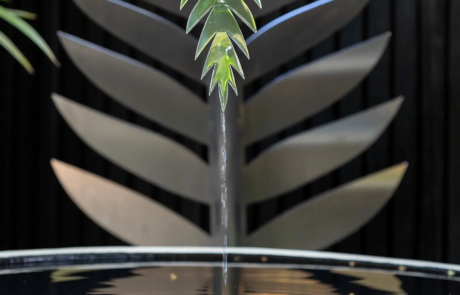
(0, 0), (459, 264)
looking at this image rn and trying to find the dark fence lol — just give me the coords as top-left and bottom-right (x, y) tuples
(1, 0), (459, 264)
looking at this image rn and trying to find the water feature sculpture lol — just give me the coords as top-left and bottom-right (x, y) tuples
(50, 0), (407, 251)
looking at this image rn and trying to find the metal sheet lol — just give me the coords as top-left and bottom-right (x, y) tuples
(51, 160), (211, 246)
(52, 94), (210, 204)
(244, 33), (391, 144)
(244, 97), (403, 204)
(245, 164), (407, 250)
(58, 32), (209, 145)
(141, 0), (297, 20)
(245, 0), (370, 82)
(73, 0), (203, 82)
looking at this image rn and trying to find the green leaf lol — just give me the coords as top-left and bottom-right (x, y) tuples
(0, 30), (34, 73)
(196, 5), (248, 59)
(184, 0), (260, 110)
(202, 32), (244, 110)
(226, 0), (257, 32)
(10, 9), (37, 20)
(186, 0), (214, 33)
(187, 0), (257, 33)
(0, 5), (60, 67)
(180, 0), (188, 9)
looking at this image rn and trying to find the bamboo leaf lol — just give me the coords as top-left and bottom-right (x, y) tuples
(0, 30), (34, 73)
(0, 5), (60, 67)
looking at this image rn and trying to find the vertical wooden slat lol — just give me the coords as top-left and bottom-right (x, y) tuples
(37, 0), (62, 249)
(392, 0), (418, 260)
(419, 0), (447, 264)
(1, 4), (17, 250)
(12, 0), (42, 249)
(447, 0), (460, 265)
(0, 142), (7, 250)
(363, 0), (392, 257)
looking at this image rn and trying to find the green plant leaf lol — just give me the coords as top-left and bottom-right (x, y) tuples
(0, 5), (60, 67)
(10, 9), (37, 20)
(0, 31), (34, 73)
(184, 0), (260, 110)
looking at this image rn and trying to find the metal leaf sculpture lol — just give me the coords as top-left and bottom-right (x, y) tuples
(183, 0), (261, 109)
(51, 0), (408, 250)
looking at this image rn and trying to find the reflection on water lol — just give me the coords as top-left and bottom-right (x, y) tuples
(91, 267), (213, 295)
(332, 270), (404, 294)
(0, 265), (459, 295)
(241, 268), (338, 295)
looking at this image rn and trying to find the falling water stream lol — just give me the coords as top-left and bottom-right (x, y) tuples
(220, 110), (228, 286)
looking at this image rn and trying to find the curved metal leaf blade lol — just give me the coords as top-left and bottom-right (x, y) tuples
(245, 97), (403, 204)
(245, 0), (370, 82)
(245, 163), (407, 250)
(73, 0), (202, 82)
(244, 33), (391, 144)
(52, 94), (210, 204)
(58, 32), (209, 145)
(142, 0), (295, 20)
(52, 159), (211, 246)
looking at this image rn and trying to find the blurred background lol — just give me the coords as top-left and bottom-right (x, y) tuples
(0, 0), (459, 264)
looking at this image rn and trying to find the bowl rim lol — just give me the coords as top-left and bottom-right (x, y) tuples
(0, 246), (459, 280)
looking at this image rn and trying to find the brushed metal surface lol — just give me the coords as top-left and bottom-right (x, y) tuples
(73, 0), (203, 82)
(141, 0), (296, 20)
(244, 33), (391, 144)
(52, 94), (210, 204)
(52, 159), (211, 246)
(245, 164), (407, 250)
(58, 32), (209, 145)
(244, 97), (404, 204)
(245, 0), (370, 82)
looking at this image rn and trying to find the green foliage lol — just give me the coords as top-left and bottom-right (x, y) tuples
(182, 0), (261, 110)
(0, 2), (59, 74)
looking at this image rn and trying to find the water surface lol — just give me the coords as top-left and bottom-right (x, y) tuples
(1, 263), (459, 295)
